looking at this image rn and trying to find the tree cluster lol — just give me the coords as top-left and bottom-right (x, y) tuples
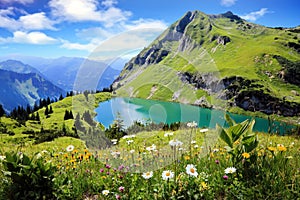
(64, 110), (74, 120)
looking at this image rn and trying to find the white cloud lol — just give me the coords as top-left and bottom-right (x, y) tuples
(241, 8), (269, 21)
(0, 8), (19, 30)
(124, 19), (168, 31)
(61, 18), (168, 56)
(60, 39), (99, 51)
(101, 0), (117, 7)
(19, 12), (56, 30)
(0, 31), (58, 45)
(12, 31), (57, 44)
(49, 0), (131, 27)
(0, 8), (56, 31)
(221, 0), (237, 7)
(0, 0), (34, 5)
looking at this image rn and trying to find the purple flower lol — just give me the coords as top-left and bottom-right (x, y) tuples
(223, 175), (228, 180)
(118, 165), (125, 171)
(106, 171), (110, 175)
(215, 160), (220, 164)
(105, 164), (111, 169)
(115, 194), (121, 199)
(100, 168), (104, 173)
(118, 186), (125, 192)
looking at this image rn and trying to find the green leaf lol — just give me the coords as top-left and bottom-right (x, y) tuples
(217, 124), (233, 148)
(225, 113), (236, 126)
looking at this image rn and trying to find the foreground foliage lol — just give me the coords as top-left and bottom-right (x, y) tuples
(0, 117), (299, 199)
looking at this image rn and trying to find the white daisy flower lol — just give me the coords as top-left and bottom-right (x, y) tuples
(200, 128), (209, 133)
(66, 145), (74, 152)
(146, 144), (156, 151)
(224, 167), (237, 174)
(129, 149), (135, 154)
(102, 190), (109, 196)
(127, 140), (134, 145)
(186, 164), (198, 177)
(169, 139), (183, 147)
(164, 132), (174, 137)
(142, 171), (153, 179)
(162, 170), (174, 180)
(0, 155), (6, 161)
(187, 121), (197, 128)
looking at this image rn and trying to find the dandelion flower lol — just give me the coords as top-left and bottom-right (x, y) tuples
(242, 152), (250, 159)
(102, 190), (109, 196)
(224, 167), (237, 174)
(201, 182), (208, 190)
(267, 147), (276, 152)
(66, 145), (74, 152)
(142, 171), (153, 179)
(162, 170), (174, 180)
(186, 164), (198, 177)
(277, 144), (287, 152)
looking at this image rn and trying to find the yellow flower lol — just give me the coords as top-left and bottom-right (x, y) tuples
(234, 140), (240, 145)
(201, 182), (208, 190)
(267, 147), (276, 152)
(242, 152), (250, 159)
(72, 149), (78, 154)
(70, 159), (76, 164)
(184, 155), (191, 160)
(277, 146), (287, 152)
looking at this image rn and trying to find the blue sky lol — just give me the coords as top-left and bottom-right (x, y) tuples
(0, 0), (299, 60)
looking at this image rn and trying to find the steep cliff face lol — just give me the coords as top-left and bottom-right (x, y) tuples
(112, 10), (300, 117)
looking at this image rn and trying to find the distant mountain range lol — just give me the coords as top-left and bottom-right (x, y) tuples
(113, 11), (300, 117)
(0, 69), (64, 112)
(0, 56), (122, 91)
(0, 57), (122, 111)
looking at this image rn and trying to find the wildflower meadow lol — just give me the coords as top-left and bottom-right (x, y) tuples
(0, 115), (299, 199)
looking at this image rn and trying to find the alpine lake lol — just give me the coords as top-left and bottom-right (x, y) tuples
(94, 97), (295, 134)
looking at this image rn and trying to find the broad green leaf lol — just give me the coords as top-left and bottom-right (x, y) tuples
(225, 113), (236, 126)
(217, 124), (233, 148)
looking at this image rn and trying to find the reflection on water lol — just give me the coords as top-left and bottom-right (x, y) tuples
(94, 97), (295, 134)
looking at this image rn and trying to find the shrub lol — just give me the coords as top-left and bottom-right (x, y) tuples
(1, 151), (57, 199)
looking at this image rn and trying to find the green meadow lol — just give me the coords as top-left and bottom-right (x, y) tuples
(0, 92), (299, 199)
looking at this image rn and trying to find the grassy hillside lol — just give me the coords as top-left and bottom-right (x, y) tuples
(0, 92), (111, 153)
(113, 11), (300, 121)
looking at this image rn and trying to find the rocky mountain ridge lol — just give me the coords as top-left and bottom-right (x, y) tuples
(113, 10), (300, 117)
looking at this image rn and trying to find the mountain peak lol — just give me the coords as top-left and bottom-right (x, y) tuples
(210, 11), (242, 22)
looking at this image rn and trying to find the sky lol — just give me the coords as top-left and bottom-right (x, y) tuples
(0, 0), (299, 60)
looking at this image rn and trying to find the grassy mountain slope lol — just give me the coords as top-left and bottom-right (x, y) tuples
(113, 11), (300, 118)
(0, 92), (111, 152)
(0, 69), (65, 112)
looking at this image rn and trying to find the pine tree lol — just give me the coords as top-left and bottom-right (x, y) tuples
(36, 112), (40, 121)
(59, 94), (64, 101)
(45, 106), (49, 116)
(0, 104), (5, 117)
(64, 110), (69, 120)
(49, 106), (53, 114)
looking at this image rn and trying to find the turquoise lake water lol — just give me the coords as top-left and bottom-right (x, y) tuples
(94, 97), (294, 134)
